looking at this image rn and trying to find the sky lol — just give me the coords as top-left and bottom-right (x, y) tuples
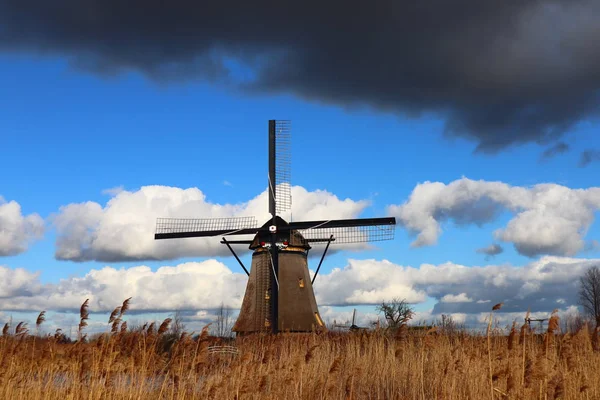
(1, 0), (600, 335)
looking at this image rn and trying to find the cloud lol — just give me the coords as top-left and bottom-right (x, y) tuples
(540, 142), (569, 161)
(52, 185), (369, 262)
(101, 185), (125, 196)
(0, 256), (597, 332)
(314, 256), (599, 315)
(315, 259), (428, 306)
(476, 244), (504, 257)
(0, 197), (45, 256)
(0, 260), (247, 313)
(388, 177), (600, 257)
(0, 265), (42, 298)
(441, 293), (473, 303)
(2, 1), (600, 151)
(579, 149), (600, 167)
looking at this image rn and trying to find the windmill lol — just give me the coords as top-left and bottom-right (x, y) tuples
(332, 309), (367, 332)
(154, 120), (396, 334)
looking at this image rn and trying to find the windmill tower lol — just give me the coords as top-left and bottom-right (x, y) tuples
(154, 120), (396, 334)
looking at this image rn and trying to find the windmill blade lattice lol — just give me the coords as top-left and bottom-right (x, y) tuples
(155, 216), (259, 239)
(297, 223), (395, 244)
(273, 120), (292, 214)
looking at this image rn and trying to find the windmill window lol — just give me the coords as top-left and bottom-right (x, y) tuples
(298, 278), (305, 288)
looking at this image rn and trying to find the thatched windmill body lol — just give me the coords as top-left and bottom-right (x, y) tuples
(154, 120), (396, 334)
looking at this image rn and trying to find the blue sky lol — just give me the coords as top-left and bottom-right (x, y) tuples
(2, 53), (600, 333)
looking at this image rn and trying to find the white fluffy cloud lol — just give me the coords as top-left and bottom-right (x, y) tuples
(52, 185), (369, 262)
(388, 177), (600, 257)
(0, 260), (247, 312)
(0, 265), (42, 298)
(50, 178), (600, 261)
(315, 256), (599, 314)
(441, 293), (473, 303)
(1, 256), (597, 328)
(0, 197), (44, 256)
(315, 259), (428, 306)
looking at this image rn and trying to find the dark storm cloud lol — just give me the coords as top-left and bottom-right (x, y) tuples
(1, 0), (600, 151)
(579, 149), (600, 167)
(540, 142), (570, 161)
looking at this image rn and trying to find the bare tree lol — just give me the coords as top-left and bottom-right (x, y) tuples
(376, 298), (414, 329)
(579, 266), (600, 328)
(562, 309), (587, 334)
(438, 314), (464, 336)
(169, 310), (185, 337)
(212, 303), (234, 338)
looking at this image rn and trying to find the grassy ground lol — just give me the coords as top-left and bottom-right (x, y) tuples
(1, 316), (599, 399)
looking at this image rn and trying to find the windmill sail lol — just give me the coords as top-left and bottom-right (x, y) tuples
(269, 119), (292, 216)
(275, 120), (292, 214)
(292, 217), (396, 244)
(155, 216), (259, 239)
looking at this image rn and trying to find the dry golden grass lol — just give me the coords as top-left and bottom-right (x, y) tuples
(1, 307), (600, 399)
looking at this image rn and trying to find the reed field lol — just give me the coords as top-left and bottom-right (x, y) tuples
(1, 300), (599, 399)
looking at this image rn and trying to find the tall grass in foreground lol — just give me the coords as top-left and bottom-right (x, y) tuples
(1, 307), (599, 399)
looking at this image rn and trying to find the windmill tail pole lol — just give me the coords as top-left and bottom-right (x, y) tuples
(312, 235), (334, 284)
(221, 238), (250, 276)
(270, 237), (279, 334)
